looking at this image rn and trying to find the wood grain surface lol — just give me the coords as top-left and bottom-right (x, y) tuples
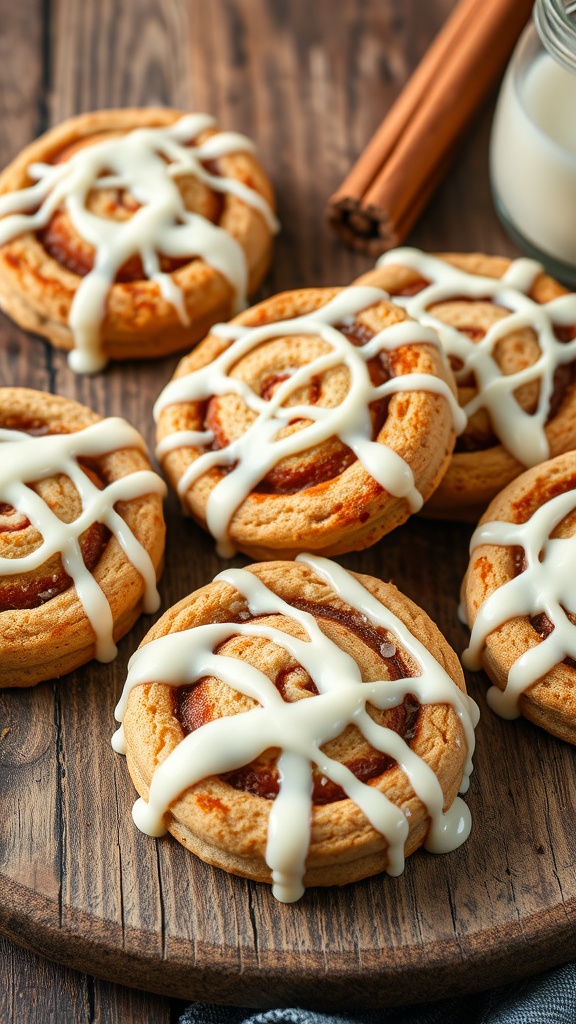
(1, 1), (576, 1021)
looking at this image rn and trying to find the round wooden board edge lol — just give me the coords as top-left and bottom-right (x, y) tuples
(1, 874), (576, 1008)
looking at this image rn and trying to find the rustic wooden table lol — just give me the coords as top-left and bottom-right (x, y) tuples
(2, 1), (575, 1022)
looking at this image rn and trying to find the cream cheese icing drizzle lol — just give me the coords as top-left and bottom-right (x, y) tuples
(462, 487), (576, 719)
(0, 418), (166, 661)
(0, 114), (279, 374)
(113, 554), (478, 903)
(377, 247), (576, 467)
(154, 286), (466, 558)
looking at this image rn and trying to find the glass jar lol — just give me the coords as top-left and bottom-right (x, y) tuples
(490, 0), (576, 285)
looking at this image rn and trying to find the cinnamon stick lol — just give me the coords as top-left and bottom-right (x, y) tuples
(327, 0), (534, 255)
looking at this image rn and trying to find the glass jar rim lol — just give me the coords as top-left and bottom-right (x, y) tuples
(535, 0), (576, 72)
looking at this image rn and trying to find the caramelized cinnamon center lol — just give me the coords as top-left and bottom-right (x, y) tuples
(174, 601), (420, 804)
(0, 417), (110, 611)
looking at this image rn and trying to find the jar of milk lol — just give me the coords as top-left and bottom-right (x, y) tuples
(490, 0), (576, 285)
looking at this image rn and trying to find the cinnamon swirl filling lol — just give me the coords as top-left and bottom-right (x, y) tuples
(173, 599), (421, 805)
(0, 417), (110, 611)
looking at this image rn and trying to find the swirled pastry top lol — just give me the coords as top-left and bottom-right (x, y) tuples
(0, 109), (278, 372)
(155, 285), (464, 559)
(355, 249), (576, 518)
(114, 555), (478, 902)
(461, 451), (576, 743)
(0, 388), (166, 679)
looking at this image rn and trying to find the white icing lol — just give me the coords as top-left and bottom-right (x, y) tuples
(0, 418), (166, 661)
(154, 286), (465, 557)
(462, 486), (576, 719)
(113, 554), (478, 903)
(377, 247), (576, 467)
(0, 114), (279, 374)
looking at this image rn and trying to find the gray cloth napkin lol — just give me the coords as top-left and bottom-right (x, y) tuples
(180, 959), (576, 1024)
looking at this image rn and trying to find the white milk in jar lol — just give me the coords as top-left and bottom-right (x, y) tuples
(490, 0), (576, 285)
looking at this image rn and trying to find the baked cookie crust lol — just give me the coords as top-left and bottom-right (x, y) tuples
(0, 387), (166, 687)
(462, 450), (576, 744)
(155, 285), (461, 559)
(356, 250), (576, 521)
(115, 556), (477, 900)
(0, 108), (277, 370)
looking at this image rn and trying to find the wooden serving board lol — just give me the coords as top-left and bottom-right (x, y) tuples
(1, 0), (576, 1014)
(2, 483), (576, 1009)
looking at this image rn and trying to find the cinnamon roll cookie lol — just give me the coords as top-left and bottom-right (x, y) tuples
(356, 249), (576, 520)
(154, 285), (464, 559)
(113, 555), (478, 901)
(461, 451), (576, 745)
(0, 108), (278, 373)
(0, 388), (166, 687)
